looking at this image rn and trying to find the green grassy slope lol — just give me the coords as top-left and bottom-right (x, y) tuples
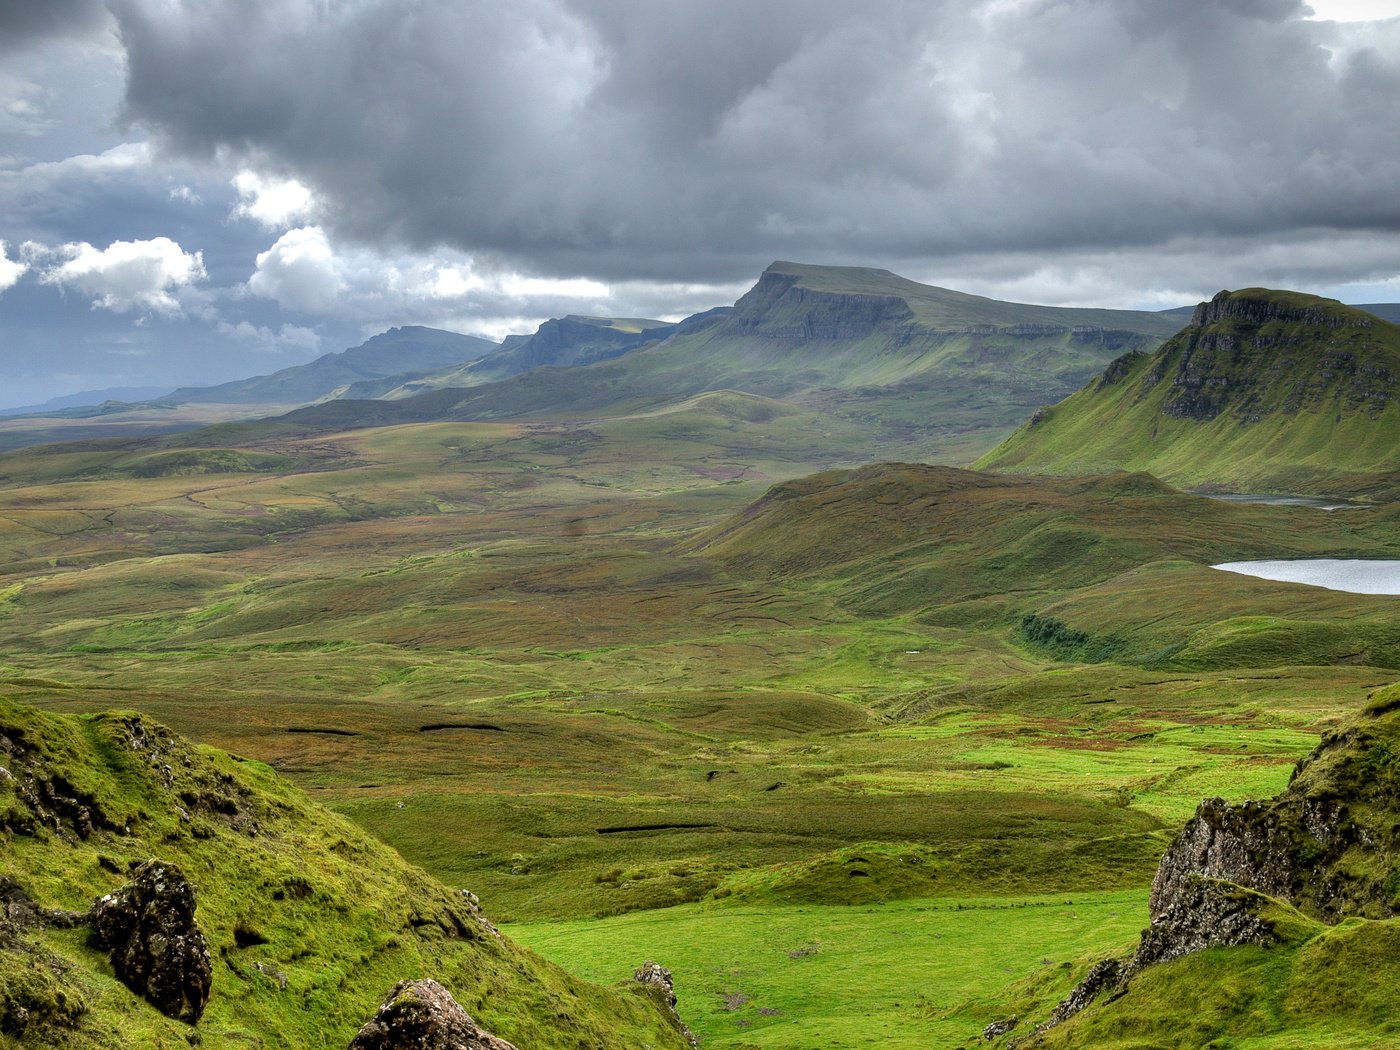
(978, 288), (1400, 496)
(0, 697), (689, 1049)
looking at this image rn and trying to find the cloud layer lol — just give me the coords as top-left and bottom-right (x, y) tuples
(110, 0), (1400, 283)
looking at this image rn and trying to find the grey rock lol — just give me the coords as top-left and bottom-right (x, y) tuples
(635, 961), (698, 1048)
(348, 979), (518, 1050)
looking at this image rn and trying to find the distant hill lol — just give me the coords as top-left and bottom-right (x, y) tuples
(978, 289), (1400, 496)
(267, 262), (1183, 462)
(343, 315), (679, 399)
(0, 387), (174, 417)
(170, 326), (498, 405)
(1359, 302), (1400, 324)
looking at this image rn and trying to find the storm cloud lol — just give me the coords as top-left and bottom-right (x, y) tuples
(109, 0), (1400, 282)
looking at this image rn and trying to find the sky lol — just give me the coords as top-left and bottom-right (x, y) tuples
(1, 0), (1399, 408)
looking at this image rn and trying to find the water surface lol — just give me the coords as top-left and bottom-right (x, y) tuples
(1212, 559), (1400, 595)
(1204, 493), (1368, 511)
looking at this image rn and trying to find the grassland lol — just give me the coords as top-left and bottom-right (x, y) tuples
(3, 397), (1400, 1044)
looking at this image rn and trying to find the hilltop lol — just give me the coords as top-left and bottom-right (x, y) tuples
(349, 314), (682, 399)
(978, 288), (1400, 496)
(0, 696), (690, 1049)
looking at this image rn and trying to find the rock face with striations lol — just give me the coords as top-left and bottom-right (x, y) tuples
(348, 979), (518, 1050)
(88, 861), (212, 1023)
(634, 961), (699, 1048)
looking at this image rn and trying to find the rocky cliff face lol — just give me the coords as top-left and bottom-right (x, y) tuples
(1149, 290), (1395, 422)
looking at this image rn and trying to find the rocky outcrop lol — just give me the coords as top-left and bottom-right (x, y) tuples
(88, 861), (212, 1022)
(1190, 289), (1366, 330)
(0, 725), (120, 840)
(348, 979), (518, 1050)
(634, 961), (698, 1047)
(1134, 876), (1278, 968)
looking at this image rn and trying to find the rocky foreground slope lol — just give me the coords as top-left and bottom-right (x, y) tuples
(979, 288), (1400, 497)
(995, 683), (1400, 1047)
(0, 697), (692, 1049)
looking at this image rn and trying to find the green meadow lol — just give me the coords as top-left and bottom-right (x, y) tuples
(4, 401), (1399, 1044)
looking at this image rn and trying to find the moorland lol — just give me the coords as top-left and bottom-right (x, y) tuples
(5, 267), (1400, 1048)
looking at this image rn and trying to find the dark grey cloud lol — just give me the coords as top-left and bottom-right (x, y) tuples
(106, 0), (1400, 283)
(0, 0), (110, 53)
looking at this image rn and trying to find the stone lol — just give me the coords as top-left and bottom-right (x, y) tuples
(348, 979), (518, 1050)
(634, 961), (698, 1048)
(982, 1015), (1017, 1039)
(88, 861), (212, 1022)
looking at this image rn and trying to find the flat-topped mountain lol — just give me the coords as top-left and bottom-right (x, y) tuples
(262, 262), (1181, 462)
(171, 326), (498, 406)
(978, 288), (1400, 496)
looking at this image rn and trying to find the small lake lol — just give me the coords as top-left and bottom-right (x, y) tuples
(1212, 559), (1400, 595)
(1203, 493), (1368, 511)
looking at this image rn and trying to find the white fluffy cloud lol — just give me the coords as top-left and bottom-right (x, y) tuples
(216, 320), (322, 355)
(0, 241), (27, 292)
(244, 225), (654, 333)
(231, 170), (316, 229)
(41, 236), (206, 313)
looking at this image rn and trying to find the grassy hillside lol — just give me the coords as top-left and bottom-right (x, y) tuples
(0, 697), (690, 1049)
(979, 288), (1400, 496)
(6, 397), (1400, 1042)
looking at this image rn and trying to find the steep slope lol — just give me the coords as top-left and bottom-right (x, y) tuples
(171, 327), (498, 406)
(978, 289), (1400, 496)
(347, 315), (681, 399)
(0, 697), (690, 1049)
(1005, 683), (1400, 1049)
(264, 262), (1181, 461)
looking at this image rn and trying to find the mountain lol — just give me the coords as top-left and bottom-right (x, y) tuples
(262, 262), (1183, 462)
(0, 696), (691, 1048)
(341, 315), (679, 399)
(0, 388), (174, 418)
(977, 288), (1400, 496)
(170, 326), (498, 406)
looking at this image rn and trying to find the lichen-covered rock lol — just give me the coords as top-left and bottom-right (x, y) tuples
(348, 979), (518, 1050)
(634, 961), (698, 1048)
(1134, 877), (1277, 968)
(88, 861), (211, 1022)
